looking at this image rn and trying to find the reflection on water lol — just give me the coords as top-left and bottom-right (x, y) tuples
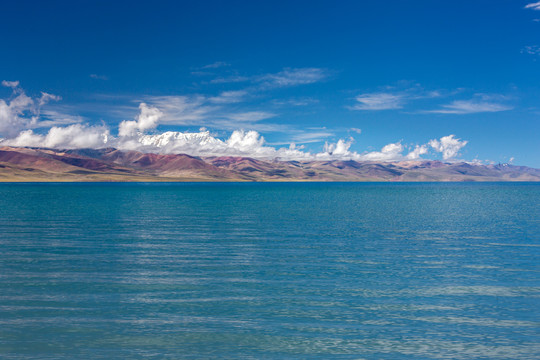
(0, 182), (539, 359)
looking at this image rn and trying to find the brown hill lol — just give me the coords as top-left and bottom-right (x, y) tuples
(0, 146), (539, 182)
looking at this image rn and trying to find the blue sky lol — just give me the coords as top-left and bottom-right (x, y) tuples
(1, 0), (539, 165)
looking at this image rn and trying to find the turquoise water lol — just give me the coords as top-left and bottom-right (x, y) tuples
(0, 182), (539, 359)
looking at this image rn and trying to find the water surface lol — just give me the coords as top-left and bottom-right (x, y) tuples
(0, 182), (539, 359)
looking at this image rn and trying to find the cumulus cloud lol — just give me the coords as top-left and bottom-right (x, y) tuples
(406, 144), (429, 160)
(4, 124), (111, 149)
(1, 110), (466, 162)
(323, 138), (354, 156)
(318, 139), (432, 162)
(1, 100), (447, 161)
(118, 129), (315, 159)
(118, 103), (163, 137)
(429, 135), (467, 160)
(0, 81), (62, 137)
(0, 91), (34, 137)
(358, 142), (404, 161)
(0, 83), (469, 163)
(1, 95), (469, 162)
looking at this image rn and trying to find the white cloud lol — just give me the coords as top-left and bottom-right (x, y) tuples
(1, 103), (291, 157)
(140, 95), (278, 130)
(0, 81), (61, 137)
(1, 100), (441, 162)
(258, 67), (328, 88)
(120, 129), (316, 159)
(427, 99), (512, 114)
(273, 97), (319, 106)
(206, 66), (328, 88)
(358, 142), (404, 161)
(289, 131), (335, 144)
(118, 103), (163, 137)
(349, 84), (443, 111)
(226, 130), (265, 152)
(209, 75), (250, 84)
(0, 92), (34, 137)
(318, 139), (431, 162)
(37, 109), (84, 128)
(2, 98), (467, 162)
(429, 135), (468, 160)
(525, 1), (540, 10)
(322, 138), (354, 156)
(190, 62), (231, 77)
(4, 124), (111, 149)
(208, 90), (247, 104)
(0, 85), (468, 163)
(1, 80), (20, 89)
(208, 121), (291, 133)
(139, 94), (284, 131)
(350, 92), (405, 110)
(90, 74), (108, 80)
(38, 92), (61, 106)
(2, 113), (464, 162)
(521, 45), (540, 55)
(406, 144), (429, 160)
(226, 111), (276, 122)
(207, 67), (328, 89)
(144, 95), (213, 125)
(201, 61), (230, 69)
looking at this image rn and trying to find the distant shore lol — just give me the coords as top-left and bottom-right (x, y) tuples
(2, 146), (540, 182)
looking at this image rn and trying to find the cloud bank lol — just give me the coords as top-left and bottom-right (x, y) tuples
(1, 122), (466, 162)
(0, 82), (469, 162)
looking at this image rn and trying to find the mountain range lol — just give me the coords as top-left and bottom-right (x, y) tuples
(1, 146), (539, 182)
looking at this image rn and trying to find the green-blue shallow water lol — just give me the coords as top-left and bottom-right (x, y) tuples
(0, 182), (539, 359)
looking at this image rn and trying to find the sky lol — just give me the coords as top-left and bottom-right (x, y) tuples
(1, 0), (539, 165)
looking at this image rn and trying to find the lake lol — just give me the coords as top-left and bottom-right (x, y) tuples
(0, 182), (539, 359)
